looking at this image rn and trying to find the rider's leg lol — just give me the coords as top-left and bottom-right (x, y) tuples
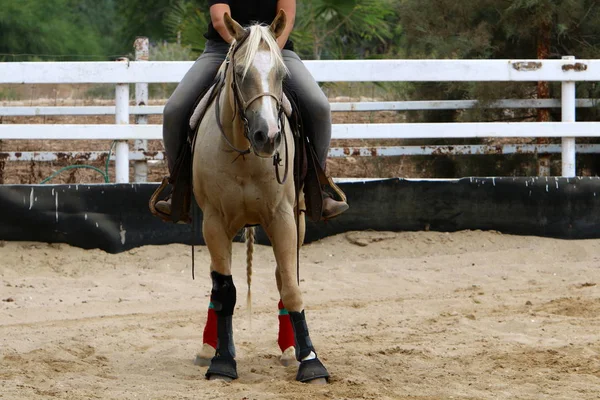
(282, 50), (349, 220)
(156, 41), (229, 216)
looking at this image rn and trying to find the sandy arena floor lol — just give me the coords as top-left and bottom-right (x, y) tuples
(1, 230), (600, 399)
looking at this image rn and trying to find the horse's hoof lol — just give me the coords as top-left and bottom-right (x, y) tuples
(208, 375), (233, 383)
(194, 343), (216, 366)
(296, 358), (329, 383)
(305, 377), (327, 385)
(280, 346), (299, 367)
(194, 355), (211, 367)
(205, 355), (238, 381)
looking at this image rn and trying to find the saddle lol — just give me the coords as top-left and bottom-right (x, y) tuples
(149, 78), (347, 224)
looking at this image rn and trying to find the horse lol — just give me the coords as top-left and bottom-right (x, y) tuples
(190, 10), (329, 384)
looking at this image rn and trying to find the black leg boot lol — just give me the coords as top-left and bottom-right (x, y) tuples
(289, 310), (330, 383)
(205, 271), (238, 380)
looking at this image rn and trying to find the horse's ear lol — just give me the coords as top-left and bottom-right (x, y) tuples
(224, 12), (246, 41)
(270, 9), (287, 39)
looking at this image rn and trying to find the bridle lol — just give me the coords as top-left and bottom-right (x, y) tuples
(215, 32), (289, 184)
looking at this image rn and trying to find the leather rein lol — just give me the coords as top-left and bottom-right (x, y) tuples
(214, 33), (289, 185)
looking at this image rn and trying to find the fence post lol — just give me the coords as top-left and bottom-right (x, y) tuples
(561, 55), (576, 177)
(134, 37), (149, 182)
(115, 57), (130, 183)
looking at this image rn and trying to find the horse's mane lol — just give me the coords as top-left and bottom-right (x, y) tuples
(233, 24), (289, 80)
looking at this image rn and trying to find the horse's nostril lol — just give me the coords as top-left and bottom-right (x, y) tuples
(254, 130), (267, 144)
(273, 132), (282, 146)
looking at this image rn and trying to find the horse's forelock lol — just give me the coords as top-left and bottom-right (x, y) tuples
(235, 25), (288, 80)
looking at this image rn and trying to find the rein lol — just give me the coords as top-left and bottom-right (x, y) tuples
(215, 33), (289, 184)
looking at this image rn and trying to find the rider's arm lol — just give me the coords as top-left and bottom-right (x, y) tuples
(209, 2), (234, 44)
(276, 0), (296, 49)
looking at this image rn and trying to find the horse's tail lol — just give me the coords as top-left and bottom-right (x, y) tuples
(244, 227), (255, 325)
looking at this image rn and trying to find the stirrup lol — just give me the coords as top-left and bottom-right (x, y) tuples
(313, 157), (347, 203)
(317, 166), (347, 204)
(149, 176), (173, 223)
(323, 176), (347, 203)
(321, 185), (349, 220)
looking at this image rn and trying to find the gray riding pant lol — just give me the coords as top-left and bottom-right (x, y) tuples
(162, 40), (331, 173)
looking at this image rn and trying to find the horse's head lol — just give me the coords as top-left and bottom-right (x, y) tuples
(224, 11), (289, 158)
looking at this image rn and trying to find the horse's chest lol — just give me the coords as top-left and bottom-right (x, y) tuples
(198, 169), (280, 209)
(235, 174), (279, 207)
(194, 145), (293, 225)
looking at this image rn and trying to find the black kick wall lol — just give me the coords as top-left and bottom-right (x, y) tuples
(1, 177), (599, 253)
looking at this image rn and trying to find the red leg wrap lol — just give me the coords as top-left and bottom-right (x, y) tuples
(277, 300), (296, 353)
(203, 306), (218, 349)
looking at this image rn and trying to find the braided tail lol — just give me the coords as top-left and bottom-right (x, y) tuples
(244, 227), (255, 325)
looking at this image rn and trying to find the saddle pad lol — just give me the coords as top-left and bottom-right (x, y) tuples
(189, 82), (218, 131)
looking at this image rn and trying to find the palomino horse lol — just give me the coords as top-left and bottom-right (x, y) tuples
(191, 11), (329, 384)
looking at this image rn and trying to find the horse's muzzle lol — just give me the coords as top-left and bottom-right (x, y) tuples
(251, 129), (282, 157)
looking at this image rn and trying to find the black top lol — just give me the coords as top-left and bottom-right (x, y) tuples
(205, 0), (294, 50)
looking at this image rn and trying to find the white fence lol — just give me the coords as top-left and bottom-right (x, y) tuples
(1, 55), (599, 182)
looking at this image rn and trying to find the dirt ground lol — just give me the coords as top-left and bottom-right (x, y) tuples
(1, 230), (600, 399)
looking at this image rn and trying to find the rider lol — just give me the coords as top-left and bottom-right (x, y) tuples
(155, 0), (349, 221)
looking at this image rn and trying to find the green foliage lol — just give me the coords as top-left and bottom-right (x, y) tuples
(72, 0), (123, 57)
(292, 0), (396, 59)
(115, 0), (174, 50)
(163, 0), (209, 55)
(149, 41), (195, 62)
(3, 0), (598, 64)
(0, 0), (116, 60)
(397, 0), (600, 123)
(116, 0), (210, 52)
(398, 0), (600, 60)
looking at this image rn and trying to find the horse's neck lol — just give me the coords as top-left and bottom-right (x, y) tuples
(219, 73), (248, 151)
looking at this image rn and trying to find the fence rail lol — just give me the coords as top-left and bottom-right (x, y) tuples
(1, 98), (599, 117)
(4, 144), (600, 163)
(1, 59), (599, 83)
(0, 121), (597, 140)
(1, 55), (599, 182)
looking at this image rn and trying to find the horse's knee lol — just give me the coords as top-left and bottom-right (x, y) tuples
(210, 271), (236, 316)
(281, 286), (303, 313)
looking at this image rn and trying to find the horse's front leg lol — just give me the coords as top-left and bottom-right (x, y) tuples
(276, 204), (306, 367)
(265, 210), (329, 384)
(202, 211), (239, 381)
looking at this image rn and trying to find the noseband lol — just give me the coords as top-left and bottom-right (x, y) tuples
(214, 32), (289, 184)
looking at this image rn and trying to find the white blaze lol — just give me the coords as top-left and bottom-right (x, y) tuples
(254, 50), (280, 139)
